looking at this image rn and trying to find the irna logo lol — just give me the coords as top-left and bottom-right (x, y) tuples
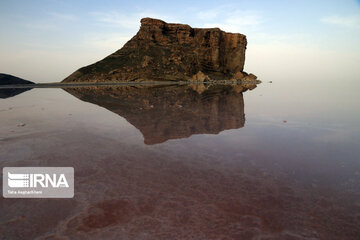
(8, 172), (69, 188)
(3, 167), (74, 198)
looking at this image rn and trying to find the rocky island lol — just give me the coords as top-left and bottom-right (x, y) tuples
(63, 18), (258, 83)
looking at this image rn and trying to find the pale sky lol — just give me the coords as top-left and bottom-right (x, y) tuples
(0, 0), (359, 83)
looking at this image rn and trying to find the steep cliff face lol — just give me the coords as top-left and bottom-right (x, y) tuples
(65, 84), (257, 144)
(63, 18), (248, 83)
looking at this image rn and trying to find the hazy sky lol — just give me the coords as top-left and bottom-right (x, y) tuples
(0, 0), (359, 83)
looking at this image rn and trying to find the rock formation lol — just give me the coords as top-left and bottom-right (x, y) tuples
(64, 83), (257, 144)
(63, 18), (256, 83)
(0, 73), (34, 85)
(0, 73), (34, 98)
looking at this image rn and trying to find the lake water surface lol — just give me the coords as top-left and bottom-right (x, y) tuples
(0, 80), (359, 239)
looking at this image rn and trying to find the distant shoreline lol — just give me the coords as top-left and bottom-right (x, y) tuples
(0, 80), (261, 89)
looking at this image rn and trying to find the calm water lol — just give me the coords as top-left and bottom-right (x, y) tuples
(0, 81), (360, 239)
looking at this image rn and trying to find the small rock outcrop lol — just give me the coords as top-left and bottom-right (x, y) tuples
(63, 18), (251, 83)
(0, 73), (34, 85)
(0, 73), (34, 98)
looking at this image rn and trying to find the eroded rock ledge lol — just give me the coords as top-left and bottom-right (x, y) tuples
(63, 18), (258, 83)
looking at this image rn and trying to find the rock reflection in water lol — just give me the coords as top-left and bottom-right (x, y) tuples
(1, 82), (359, 239)
(64, 83), (257, 144)
(0, 88), (32, 99)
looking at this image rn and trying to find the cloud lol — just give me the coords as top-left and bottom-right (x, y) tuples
(48, 12), (77, 21)
(197, 8), (262, 33)
(85, 33), (131, 51)
(90, 11), (178, 29)
(24, 23), (57, 31)
(82, 11), (180, 55)
(197, 9), (221, 20)
(91, 11), (140, 29)
(321, 15), (360, 29)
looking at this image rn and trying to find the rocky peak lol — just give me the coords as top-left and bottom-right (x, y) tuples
(63, 18), (250, 82)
